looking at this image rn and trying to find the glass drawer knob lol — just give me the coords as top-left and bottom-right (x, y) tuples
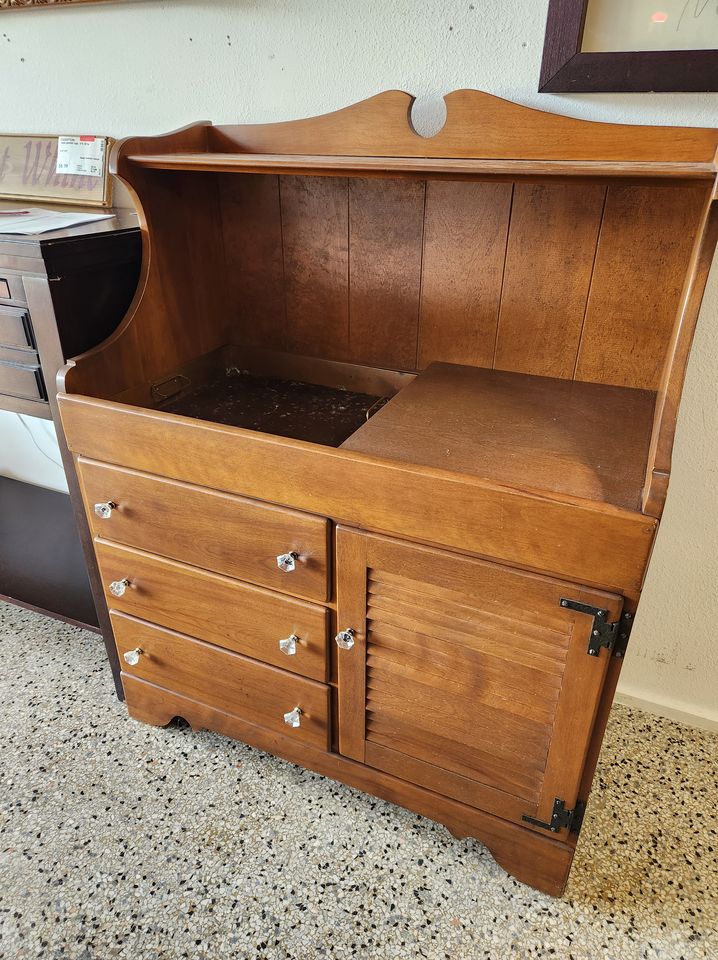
(109, 578), (130, 598)
(123, 647), (142, 666)
(94, 501), (117, 520)
(283, 706), (302, 728)
(279, 634), (299, 656)
(276, 551), (298, 573)
(335, 628), (356, 650)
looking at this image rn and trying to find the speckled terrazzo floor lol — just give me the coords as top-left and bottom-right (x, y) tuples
(0, 601), (716, 960)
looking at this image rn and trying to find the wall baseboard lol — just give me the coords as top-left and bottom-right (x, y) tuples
(614, 689), (718, 733)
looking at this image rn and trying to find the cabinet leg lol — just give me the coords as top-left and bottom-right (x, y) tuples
(123, 681), (179, 728)
(445, 824), (574, 896)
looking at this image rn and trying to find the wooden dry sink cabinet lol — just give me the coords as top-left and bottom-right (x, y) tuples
(57, 91), (718, 896)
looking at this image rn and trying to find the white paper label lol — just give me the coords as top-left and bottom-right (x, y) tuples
(56, 136), (106, 178)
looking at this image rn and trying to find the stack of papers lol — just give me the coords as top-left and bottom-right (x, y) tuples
(0, 207), (115, 235)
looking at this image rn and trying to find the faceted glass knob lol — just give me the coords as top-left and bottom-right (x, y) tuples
(123, 647), (142, 666)
(283, 706), (302, 728)
(109, 578), (130, 598)
(94, 501), (116, 519)
(335, 628), (356, 650)
(276, 551), (298, 573)
(279, 634), (299, 656)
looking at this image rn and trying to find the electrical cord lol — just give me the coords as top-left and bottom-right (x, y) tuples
(16, 414), (64, 470)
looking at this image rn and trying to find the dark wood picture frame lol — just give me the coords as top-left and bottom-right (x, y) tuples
(540, 0), (718, 93)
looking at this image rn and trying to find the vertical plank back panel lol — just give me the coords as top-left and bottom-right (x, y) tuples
(280, 176), (349, 360)
(575, 184), (708, 389)
(418, 181), (512, 369)
(218, 174), (709, 399)
(494, 183), (606, 379)
(348, 179), (425, 369)
(219, 173), (286, 351)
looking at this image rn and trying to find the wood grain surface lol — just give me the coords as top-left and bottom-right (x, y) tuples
(494, 183), (605, 378)
(60, 395), (656, 595)
(77, 456), (330, 601)
(200, 89), (718, 163)
(418, 181), (512, 368)
(342, 362), (656, 511)
(96, 538), (329, 681)
(114, 615), (331, 750)
(122, 673), (576, 896)
(336, 529), (620, 834)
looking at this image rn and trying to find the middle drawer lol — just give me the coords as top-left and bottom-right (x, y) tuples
(96, 539), (329, 681)
(79, 457), (330, 601)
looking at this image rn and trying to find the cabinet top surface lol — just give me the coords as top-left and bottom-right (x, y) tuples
(341, 363), (656, 512)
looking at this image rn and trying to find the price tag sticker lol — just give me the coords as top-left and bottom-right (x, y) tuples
(56, 136), (106, 178)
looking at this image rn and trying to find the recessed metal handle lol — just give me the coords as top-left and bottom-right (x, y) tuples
(109, 578), (130, 598)
(123, 647), (142, 666)
(283, 706), (302, 728)
(276, 551), (299, 573)
(94, 501), (117, 520)
(335, 627), (356, 650)
(279, 634), (299, 656)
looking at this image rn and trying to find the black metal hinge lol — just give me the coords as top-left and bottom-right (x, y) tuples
(559, 598), (634, 658)
(522, 798), (586, 835)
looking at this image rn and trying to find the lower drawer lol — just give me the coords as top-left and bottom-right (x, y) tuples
(0, 357), (46, 401)
(96, 539), (328, 681)
(113, 613), (331, 751)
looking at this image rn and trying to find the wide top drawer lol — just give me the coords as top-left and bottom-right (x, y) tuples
(78, 458), (330, 602)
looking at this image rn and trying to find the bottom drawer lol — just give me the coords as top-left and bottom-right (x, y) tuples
(113, 613), (330, 751)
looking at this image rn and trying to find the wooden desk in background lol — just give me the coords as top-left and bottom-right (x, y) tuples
(0, 204), (140, 660)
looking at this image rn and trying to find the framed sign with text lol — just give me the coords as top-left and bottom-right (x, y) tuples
(0, 135), (112, 207)
(540, 0), (718, 92)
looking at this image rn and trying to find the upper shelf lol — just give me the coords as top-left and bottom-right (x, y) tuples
(126, 152), (717, 181)
(112, 90), (718, 186)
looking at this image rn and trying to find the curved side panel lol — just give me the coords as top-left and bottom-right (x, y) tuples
(61, 121), (224, 399)
(643, 195), (718, 517)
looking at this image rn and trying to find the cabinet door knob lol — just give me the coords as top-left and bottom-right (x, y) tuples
(276, 551), (299, 573)
(94, 501), (117, 519)
(109, 578), (130, 598)
(123, 647), (143, 666)
(335, 627), (356, 650)
(279, 634), (299, 656)
(283, 706), (302, 728)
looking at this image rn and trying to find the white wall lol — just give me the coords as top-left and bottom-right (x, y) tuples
(0, 411), (67, 491)
(1, 0), (716, 725)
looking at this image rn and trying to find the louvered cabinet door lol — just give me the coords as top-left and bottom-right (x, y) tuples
(335, 528), (624, 836)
